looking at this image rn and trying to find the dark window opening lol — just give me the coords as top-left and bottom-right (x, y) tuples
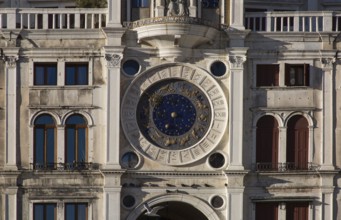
(34, 114), (56, 169)
(202, 0), (219, 8)
(285, 64), (310, 86)
(286, 202), (309, 220)
(256, 64), (279, 86)
(65, 63), (88, 85)
(132, 0), (150, 8)
(34, 203), (57, 220)
(65, 115), (88, 164)
(65, 203), (88, 220)
(34, 63), (57, 85)
(256, 116), (279, 170)
(256, 203), (278, 220)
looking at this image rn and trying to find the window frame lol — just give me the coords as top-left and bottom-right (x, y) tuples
(256, 115), (279, 170)
(65, 203), (88, 220)
(256, 64), (280, 87)
(286, 115), (309, 170)
(65, 115), (88, 164)
(285, 63), (310, 87)
(34, 63), (58, 86)
(65, 62), (89, 86)
(33, 203), (57, 220)
(33, 114), (57, 168)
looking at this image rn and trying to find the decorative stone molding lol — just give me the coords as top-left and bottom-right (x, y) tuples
(6, 56), (18, 68)
(321, 57), (335, 69)
(105, 54), (122, 68)
(229, 55), (246, 69)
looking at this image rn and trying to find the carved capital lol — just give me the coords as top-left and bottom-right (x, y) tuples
(105, 54), (122, 68)
(6, 56), (18, 68)
(321, 57), (335, 69)
(229, 55), (246, 69)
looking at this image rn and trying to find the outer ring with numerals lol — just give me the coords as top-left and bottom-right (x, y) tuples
(121, 64), (228, 166)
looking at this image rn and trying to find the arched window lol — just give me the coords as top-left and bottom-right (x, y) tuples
(287, 115), (309, 170)
(65, 114), (88, 164)
(34, 114), (56, 169)
(256, 115), (279, 170)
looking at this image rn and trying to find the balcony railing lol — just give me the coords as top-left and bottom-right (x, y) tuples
(0, 8), (107, 30)
(245, 11), (341, 32)
(256, 162), (321, 172)
(123, 16), (223, 30)
(30, 162), (98, 171)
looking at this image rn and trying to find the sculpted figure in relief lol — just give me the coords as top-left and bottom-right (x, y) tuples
(166, 0), (188, 16)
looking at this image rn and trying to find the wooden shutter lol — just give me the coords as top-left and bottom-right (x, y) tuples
(286, 202), (309, 220)
(287, 116), (309, 169)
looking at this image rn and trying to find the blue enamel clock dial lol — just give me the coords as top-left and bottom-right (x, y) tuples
(136, 79), (211, 150)
(152, 94), (196, 136)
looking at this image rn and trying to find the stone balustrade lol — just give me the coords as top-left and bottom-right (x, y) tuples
(0, 8), (107, 30)
(245, 11), (341, 32)
(1, 8), (341, 33)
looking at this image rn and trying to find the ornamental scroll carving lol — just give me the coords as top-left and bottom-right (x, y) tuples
(105, 54), (122, 68)
(321, 57), (335, 69)
(229, 55), (246, 69)
(166, 0), (189, 16)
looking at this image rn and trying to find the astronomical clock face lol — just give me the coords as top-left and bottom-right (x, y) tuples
(121, 65), (228, 166)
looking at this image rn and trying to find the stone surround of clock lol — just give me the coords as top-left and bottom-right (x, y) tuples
(121, 64), (228, 166)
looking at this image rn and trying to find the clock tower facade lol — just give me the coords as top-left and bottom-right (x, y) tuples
(104, 0), (246, 219)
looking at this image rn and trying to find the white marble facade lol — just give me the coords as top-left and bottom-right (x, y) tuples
(0, 0), (341, 219)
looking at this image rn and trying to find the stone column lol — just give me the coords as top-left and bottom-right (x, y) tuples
(4, 187), (17, 220)
(229, 0), (245, 30)
(5, 55), (18, 170)
(320, 57), (335, 170)
(104, 50), (123, 169)
(278, 127), (286, 165)
(228, 50), (247, 170)
(107, 0), (122, 27)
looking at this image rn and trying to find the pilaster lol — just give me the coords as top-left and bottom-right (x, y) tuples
(107, 0), (122, 27)
(4, 52), (19, 170)
(229, 0), (245, 30)
(320, 56), (336, 170)
(104, 47), (124, 169)
(225, 171), (247, 220)
(4, 187), (17, 220)
(103, 172), (123, 220)
(228, 48), (247, 170)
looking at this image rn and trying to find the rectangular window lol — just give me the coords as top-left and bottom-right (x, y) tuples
(65, 63), (88, 85)
(286, 202), (309, 220)
(65, 203), (88, 220)
(132, 0), (149, 8)
(256, 64), (279, 87)
(285, 64), (310, 86)
(256, 203), (278, 220)
(34, 203), (56, 220)
(34, 63), (57, 85)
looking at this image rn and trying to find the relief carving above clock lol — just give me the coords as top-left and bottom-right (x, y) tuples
(121, 64), (228, 166)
